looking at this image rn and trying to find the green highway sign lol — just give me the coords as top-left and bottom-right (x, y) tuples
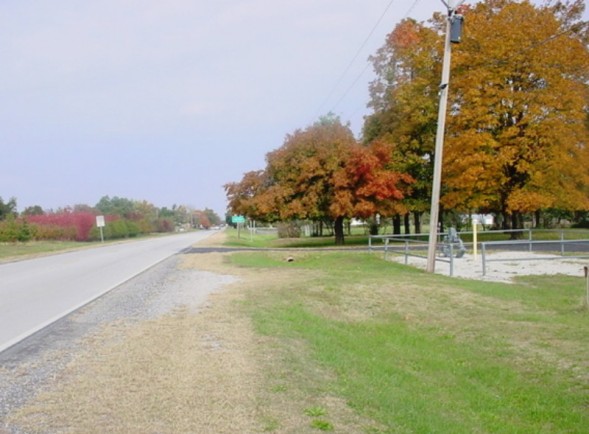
(231, 215), (246, 224)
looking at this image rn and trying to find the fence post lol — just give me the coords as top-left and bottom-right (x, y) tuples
(528, 229), (532, 252)
(585, 266), (589, 307)
(482, 242), (487, 276)
(449, 243), (454, 277)
(404, 240), (409, 265)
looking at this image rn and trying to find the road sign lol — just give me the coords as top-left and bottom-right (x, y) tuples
(231, 215), (245, 224)
(96, 215), (105, 242)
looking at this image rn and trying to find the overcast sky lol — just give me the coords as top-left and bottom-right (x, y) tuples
(0, 0), (564, 216)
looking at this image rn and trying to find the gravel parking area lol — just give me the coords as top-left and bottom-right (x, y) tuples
(0, 255), (235, 433)
(391, 251), (589, 283)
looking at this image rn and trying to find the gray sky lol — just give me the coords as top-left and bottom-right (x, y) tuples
(0, 1), (475, 216)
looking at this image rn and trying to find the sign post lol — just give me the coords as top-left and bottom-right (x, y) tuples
(231, 215), (246, 239)
(96, 215), (105, 243)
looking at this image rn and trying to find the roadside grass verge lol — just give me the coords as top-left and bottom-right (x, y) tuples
(0, 240), (85, 261)
(224, 227), (370, 248)
(0, 232), (199, 262)
(232, 251), (589, 433)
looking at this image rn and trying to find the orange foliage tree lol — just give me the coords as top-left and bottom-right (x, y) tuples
(364, 0), (589, 230)
(226, 116), (412, 244)
(444, 0), (589, 228)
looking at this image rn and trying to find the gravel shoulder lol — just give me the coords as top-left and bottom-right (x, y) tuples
(1, 231), (352, 433)
(0, 242), (238, 433)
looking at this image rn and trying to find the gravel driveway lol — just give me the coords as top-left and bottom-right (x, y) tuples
(0, 254), (235, 433)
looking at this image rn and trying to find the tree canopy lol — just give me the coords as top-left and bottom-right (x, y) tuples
(364, 0), (589, 228)
(226, 0), (589, 238)
(443, 0), (589, 226)
(226, 116), (412, 244)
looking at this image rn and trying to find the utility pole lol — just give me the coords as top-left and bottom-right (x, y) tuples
(426, 0), (464, 273)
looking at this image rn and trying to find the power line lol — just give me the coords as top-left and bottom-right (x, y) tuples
(328, 0), (424, 115)
(314, 0), (397, 118)
(332, 0), (584, 124)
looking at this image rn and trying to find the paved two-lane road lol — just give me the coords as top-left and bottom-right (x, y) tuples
(0, 231), (216, 353)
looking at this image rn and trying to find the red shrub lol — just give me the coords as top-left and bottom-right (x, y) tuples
(27, 211), (97, 241)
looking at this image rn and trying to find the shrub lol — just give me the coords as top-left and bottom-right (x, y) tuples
(0, 218), (30, 242)
(277, 221), (301, 238)
(27, 212), (96, 241)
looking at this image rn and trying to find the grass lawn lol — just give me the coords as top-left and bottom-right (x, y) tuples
(231, 250), (589, 433)
(5, 229), (588, 432)
(0, 240), (86, 261)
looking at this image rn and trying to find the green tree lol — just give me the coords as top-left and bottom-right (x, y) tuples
(95, 196), (135, 218)
(22, 205), (44, 216)
(0, 197), (18, 220)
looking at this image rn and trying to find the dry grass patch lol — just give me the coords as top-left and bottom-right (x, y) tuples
(8, 264), (261, 433)
(8, 249), (371, 433)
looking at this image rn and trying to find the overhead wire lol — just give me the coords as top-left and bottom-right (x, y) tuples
(314, 0), (397, 118)
(326, 0), (424, 117)
(328, 0), (584, 122)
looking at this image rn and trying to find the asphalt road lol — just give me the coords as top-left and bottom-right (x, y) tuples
(0, 231), (215, 353)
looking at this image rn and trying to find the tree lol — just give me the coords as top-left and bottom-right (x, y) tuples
(192, 210), (211, 229)
(364, 18), (442, 232)
(443, 0), (589, 227)
(225, 170), (275, 221)
(0, 197), (17, 220)
(22, 205), (44, 216)
(226, 115), (412, 245)
(330, 140), (414, 240)
(95, 196), (135, 218)
(264, 116), (358, 244)
(202, 208), (222, 226)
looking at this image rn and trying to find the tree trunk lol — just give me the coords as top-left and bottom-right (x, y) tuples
(534, 210), (541, 229)
(509, 212), (523, 239)
(404, 213), (411, 234)
(414, 212), (422, 234)
(392, 215), (401, 235)
(334, 216), (345, 245)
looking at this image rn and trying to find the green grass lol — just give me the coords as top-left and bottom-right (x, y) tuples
(225, 227), (589, 251)
(234, 251), (589, 433)
(225, 227), (372, 248)
(0, 240), (87, 260)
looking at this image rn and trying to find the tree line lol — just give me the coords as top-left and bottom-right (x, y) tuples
(0, 195), (222, 242)
(225, 0), (589, 244)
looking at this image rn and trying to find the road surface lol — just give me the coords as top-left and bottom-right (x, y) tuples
(0, 231), (215, 353)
